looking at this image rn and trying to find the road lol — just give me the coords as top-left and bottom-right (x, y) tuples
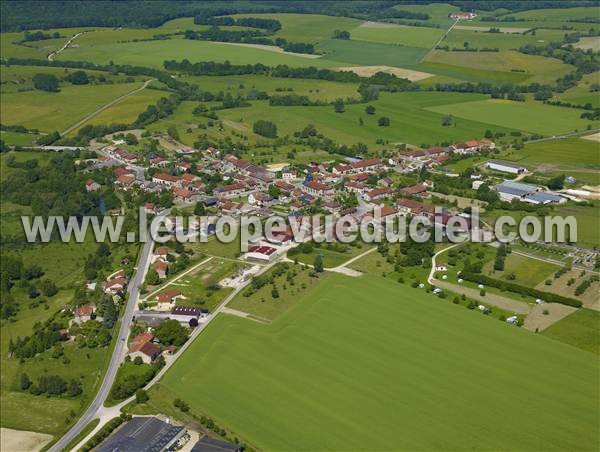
(60, 79), (155, 137)
(49, 213), (163, 452)
(69, 259), (278, 451)
(422, 18), (459, 61)
(48, 32), (84, 61)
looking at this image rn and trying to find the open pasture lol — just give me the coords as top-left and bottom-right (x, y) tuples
(392, 3), (460, 27)
(426, 98), (597, 136)
(1, 82), (143, 132)
(443, 28), (566, 51)
(543, 308), (600, 355)
(318, 38), (428, 68)
(216, 91), (518, 148)
(424, 49), (573, 84)
(351, 23), (445, 48)
(57, 37), (344, 69)
(158, 273), (599, 451)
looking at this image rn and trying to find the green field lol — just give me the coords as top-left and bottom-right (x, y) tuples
(443, 28), (566, 51)
(543, 308), (600, 355)
(57, 37), (344, 69)
(318, 38), (428, 67)
(155, 273), (598, 450)
(350, 23), (444, 48)
(427, 98), (597, 135)
(557, 72), (600, 108)
(424, 49), (573, 84)
(392, 3), (459, 27)
(214, 91), (518, 148)
(483, 252), (560, 287)
(1, 82), (143, 132)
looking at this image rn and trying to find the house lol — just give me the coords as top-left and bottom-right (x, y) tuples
(345, 181), (368, 195)
(85, 179), (101, 192)
(173, 188), (199, 204)
(156, 289), (182, 309)
(396, 198), (434, 217)
(333, 163), (353, 175)
(144, 202), (157, 214)
(248, 192), (273, 206)
(153, 246), (169, 262)
(365, 187), (393, 202)
(400, 183), (429, 197)
(302, 180), (335, 200)
(170, 306), (201, 324)
(152, 261), (168, 279)
(152, 173), (180, 187)
(350, 158), (382, 173)
(486, 160), (527, 175)
(129, 332), (154, 352)
(245, 245), (278, 262)
(150, 156), (170, 167)
(323, 200), (341, 213)
(115, 173), (136, 189)
(104, 277), (127, 295)
(97, 417), (186, 452)
(449, 12), (477, 19)
(274, 180), (295, 193)
(282, 168), (297, 180)
(191, 436), (242, 452)
(176, 161), (192, 172)
(217, 183), (246, 197)
(74, 303), (94, 322)
(129, 341), (161, 363)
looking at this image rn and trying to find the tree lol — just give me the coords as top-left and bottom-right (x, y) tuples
(378, 116), (390, 127)
(40, 279), (58, 297)
(189, 318), (199, 328)
(484, 129), (493, 139)
(253, 120), (277, 138)
(314, 254), (324, 273)
(133, 356), (143, 365)
(67, 379), (82, 397)
(145, 268), (159, 286)
(69, 70), (89, 85)
(124, 133), (138, 145)
(20, 373), (31, 390)
(194, 202), (206, 216)
(154, 319), (188, 346)
(365, 105), (376, 115)
(135, 389), (149, 403)
(333, 29), (350, 39)
(441, 115), (453, 126)
(33, 73), (59, 92)
(271, 287), (279, 298)
(334, 98), (345, 113)
(548, 174), (565, 190)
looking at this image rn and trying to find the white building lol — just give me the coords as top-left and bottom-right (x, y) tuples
(486, 160), (526, 175)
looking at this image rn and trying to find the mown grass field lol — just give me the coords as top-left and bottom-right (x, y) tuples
(423, 49), (573, 84)
(543, 308), (600, 355)
(215, 92), (518, 148)
(183, 74), (360, 101)
(157, 273), (599, 451)
(427, 98), (597, 135)
(350, 23), (445, 48)
(57, 37), (344, 69)
(318, 38), (428, 67)
(1, 82), (142, 132)
(443, 28), (566, 51)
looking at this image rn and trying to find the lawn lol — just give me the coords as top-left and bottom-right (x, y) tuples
(290, 241), (372, 268)
(57, 37), (345, 69)
(156, 273), (598, 450)
(543, 308), (600, 355)
(227, 262), (330, 321)
(1, 82), (142, 132)
(427, 98), (598, 135)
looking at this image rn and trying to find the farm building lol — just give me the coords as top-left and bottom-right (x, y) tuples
(192, 436), (242, 452)
(245, 245), (278, 262)
(494, 181), (566, 204)
(486, 160), (527, 174)
(97, 417), (187, 452)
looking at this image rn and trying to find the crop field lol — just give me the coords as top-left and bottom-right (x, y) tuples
(423, 50), (573, 84)
(392, 3), (459, 27)
(69, 86), (166, 133)
(183, 74), (360, 102)
(350, 22), (445, 48)
(233, 13), (362, 44)
(57, 37), (344, 69)
(426, 98), (597, 135)
(1, 82), (142, 132)
(157, 273), (599, 451)
(466, 7), (597, 31)
(543, 308), (600, 355)
(318, 38), (429, 68)
(443, 28), (566, 51)
(215, 92), (518, 148)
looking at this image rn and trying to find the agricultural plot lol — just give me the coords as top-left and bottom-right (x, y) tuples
(543, 308), (600, 355)
(318, 38), (429, 68)
(423, 49), (573, 84)
(216, 92), (518, 149)
(465, 7), (597, 31)
(57, 37), (344, 69)
(351, 22), (445, 48)
(557, 72), (600, 108)
(574, 36), (600, 52)
(1, 82), (143, 132)
(233, 13), (362, 44)
(182, 74), (360, 102)
(426, 98), (598, 135)
(158, 273), (599, 451)
(392, 2), (460, 27)
(483, 253), (560, 287)
(442, 28), (566, 51)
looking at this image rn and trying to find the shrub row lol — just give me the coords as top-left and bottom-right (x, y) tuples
(460, 272), (582, 308)
(80, 414), (132, 451)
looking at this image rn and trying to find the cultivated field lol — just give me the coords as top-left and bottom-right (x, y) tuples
(157, 274), (599, 450)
